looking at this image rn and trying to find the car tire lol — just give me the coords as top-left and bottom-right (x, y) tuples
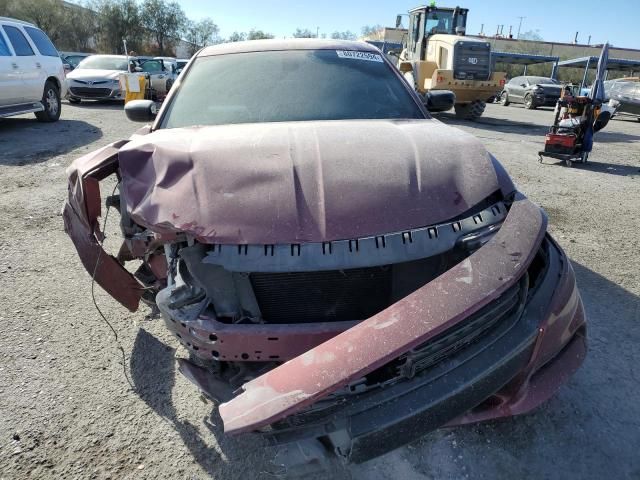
(524, 93), (536, 109)
(68, 97), (81, 104)
(501, 90), (510, 106)
(454, 100), (486, 120)
(35, 81), (61, 122)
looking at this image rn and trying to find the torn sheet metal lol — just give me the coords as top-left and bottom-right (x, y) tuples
(218, 195), (547, 434)
(116, 119), (501, 244)
(64, 139), (145, 311)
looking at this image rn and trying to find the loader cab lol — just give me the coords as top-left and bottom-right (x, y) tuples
(404, 6), (468, 61)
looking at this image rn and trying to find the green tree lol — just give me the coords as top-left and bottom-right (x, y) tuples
(247, 29), (274, 40)
(7, 0), (67, 44)
(185, 18), (219, 55)
(91, 0), (144, 54)
(293, 28), (315, 38)
(141, 0), (187, 55)
(330, 31), (356, 40)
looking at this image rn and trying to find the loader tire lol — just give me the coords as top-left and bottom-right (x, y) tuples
(454, 100), (486, 120)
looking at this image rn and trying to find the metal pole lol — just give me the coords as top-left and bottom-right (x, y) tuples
(516, 17), (525, 38)
(581, 57), (591, 90)
(524, 64), (528, 75)
(551, 61), (558, 79)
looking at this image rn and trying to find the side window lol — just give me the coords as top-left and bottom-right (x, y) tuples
(413, 14), (421, 45)
(24, 27), (58, 57)
(0, 30), (11, 56)
(3, 26), (34, 56)
(509, 77), (520, 85)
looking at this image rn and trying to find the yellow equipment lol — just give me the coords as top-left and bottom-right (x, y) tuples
(120, 73), (148, 104)
(397, 5), (506, 119)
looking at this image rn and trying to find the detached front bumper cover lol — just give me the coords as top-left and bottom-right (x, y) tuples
(219, 194), (547, 434)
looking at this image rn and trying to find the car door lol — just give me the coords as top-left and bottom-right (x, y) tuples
(509, 77), (525, 102)
(0, 24), (23, 105)
(2, 24), (43, 102)
(23, 26), (63, 89)
(140, 59), (167, 93)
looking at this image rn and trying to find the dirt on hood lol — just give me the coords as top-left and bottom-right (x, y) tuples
(117, 119), (500, 244)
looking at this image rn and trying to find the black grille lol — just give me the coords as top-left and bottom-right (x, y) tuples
(454, 41), (491, 80)
(250, 267), (393, 323)
(69, 87), (112, 97)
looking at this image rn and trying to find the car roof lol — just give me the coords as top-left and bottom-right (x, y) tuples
(199, 38), (378, 57)
(88, 54), (135, 59)
(0, 16), (36, 27)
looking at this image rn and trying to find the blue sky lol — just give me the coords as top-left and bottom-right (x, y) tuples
(179, 0), (640, 49)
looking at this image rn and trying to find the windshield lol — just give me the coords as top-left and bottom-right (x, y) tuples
(66, 55), (89, 68)
(161, 49), (423, 129)
(425, 11), (454, 34)
(528, 77), (558, 85)
(77, 56), (129, 71)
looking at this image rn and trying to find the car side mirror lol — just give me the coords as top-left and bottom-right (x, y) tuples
(520, 83), (527, 87)
(125, 100), (157, 122)
(425, 90), (456, 112)
(176, 68), (183, 74)
(134, 66), (143, 72)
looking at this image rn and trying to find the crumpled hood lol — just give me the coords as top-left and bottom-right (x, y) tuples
(67, 69), (122, 81)
(118, 119), (501, 244)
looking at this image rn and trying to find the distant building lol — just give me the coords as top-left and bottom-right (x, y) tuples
(363, 27), (640, 63)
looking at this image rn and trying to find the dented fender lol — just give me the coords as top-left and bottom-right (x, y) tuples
(219, 194), (547, 434)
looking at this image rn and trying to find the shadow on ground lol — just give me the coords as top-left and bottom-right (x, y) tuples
(437, 110), (640, 143)
(435, 111), (547, 136)
(539, 156), (640, 177)
(130, 329), (279, 479)
(0, 118), (102, 165)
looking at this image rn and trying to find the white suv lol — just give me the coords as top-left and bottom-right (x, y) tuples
(0, 17), (66, 122)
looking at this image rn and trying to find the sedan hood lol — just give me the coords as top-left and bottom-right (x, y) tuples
(118, 119), (501, 244)
(67, 69), (122, 81)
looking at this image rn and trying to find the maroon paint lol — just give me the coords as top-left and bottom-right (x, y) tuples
(218, 195), (547, 434)
(448, 250), (587, 426)
(116, 119), (501, 244)
(64, 140), (144, 312)
(63, 203), (144, 312)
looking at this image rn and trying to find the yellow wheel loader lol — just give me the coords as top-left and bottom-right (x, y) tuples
(397, 5), (506, 120)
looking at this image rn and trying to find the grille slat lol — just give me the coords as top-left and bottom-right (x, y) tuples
(69, 87), (112, 97)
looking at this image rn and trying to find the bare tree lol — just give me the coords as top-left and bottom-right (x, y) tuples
(227, 31), (247, 43)
(185, 18), (219, 56)
(141, 0), (187, 55)
(247, 29), (274, 40)
(293, 28), (315, 38)
(330, 31), (356, 40)
(361, 24), (384, 40)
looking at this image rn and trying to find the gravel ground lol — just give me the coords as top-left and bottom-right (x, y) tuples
(0, 101), (638, 480)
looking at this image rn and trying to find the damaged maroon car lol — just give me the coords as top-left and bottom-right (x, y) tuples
(64, 40), (586, 463)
